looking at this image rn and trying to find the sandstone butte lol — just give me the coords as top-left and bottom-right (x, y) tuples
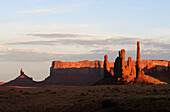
(1, 41), (169, 87)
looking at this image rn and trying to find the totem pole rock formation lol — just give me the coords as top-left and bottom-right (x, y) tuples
(136, 41), (145, 79)
(104, 55), (113, 78)
(114, 49), (136, 83)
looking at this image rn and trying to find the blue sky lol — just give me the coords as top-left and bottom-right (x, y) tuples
(0, 0), (170, 82)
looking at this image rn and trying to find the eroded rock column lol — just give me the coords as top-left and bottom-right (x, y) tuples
(20, 68), (24, 75)
(104, 55), (113, 77)
(136, 41), (143, 78)
(121, 49), (126, 78)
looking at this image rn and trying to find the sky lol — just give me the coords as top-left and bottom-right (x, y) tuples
(0, 0), (170, 82)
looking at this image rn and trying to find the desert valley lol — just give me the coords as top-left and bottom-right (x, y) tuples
(0, 1), (170, 111)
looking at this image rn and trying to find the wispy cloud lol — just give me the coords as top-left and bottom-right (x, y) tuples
(6, 34), (170, 61)
(7, 34), (170, 50)
(7, 36), (138, 46)
(0, 45), (169, 62)
(0, 47), (80, 62)
(27, 33), (96, 38)
(21, 3), (91, 14)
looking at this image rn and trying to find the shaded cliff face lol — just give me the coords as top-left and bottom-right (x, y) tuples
(145, 61), (170, 83)
(44, 60), (105, 86)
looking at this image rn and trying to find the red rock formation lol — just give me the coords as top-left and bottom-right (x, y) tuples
(104, 55), (110, 72)
(136, 41), (142, 78)
(146, 63), (156, 70)
(0, 82), (5, 85)
(168, 61), (170, 72)
(20, 68), (24, 75)
(114, 49), (136, 83)
(121, 49), (126, 79)
(104, 55), (113, 78)
(126, 57), (136, 78)
(52, 60), (104, 69)
(127, 57), (132, 67)
(114, 50), (122, 78)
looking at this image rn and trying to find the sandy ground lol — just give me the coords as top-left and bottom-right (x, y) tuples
(0, 84), (169, 112)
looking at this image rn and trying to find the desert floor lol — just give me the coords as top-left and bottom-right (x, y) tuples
(0, 84), (169, 112)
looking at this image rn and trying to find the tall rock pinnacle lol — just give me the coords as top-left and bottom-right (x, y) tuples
(20, 68), (24, 75)
(137, 41), (141, 68)
(121, 49), (126, 78)
(104, 55), (113, 77)
(136, 41), (143, 79)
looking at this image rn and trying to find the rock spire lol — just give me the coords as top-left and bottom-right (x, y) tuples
(104, 55), (113, 77)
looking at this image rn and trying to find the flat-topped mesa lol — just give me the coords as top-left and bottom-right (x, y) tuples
(104, 55), (113, 78)
(51, 60), (106, 69)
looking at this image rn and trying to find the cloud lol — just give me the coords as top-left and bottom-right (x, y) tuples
(0, 44), (169, 62)
(8, 35), (138, 46)
(8, 40), (58, 46)
(0, 47), (80, 62)
(27, 33), (96, 38)
(21, 3), (91, 14)
(141, 49), (170, 60)
(8, 35), (169, 49)
(0, 46), (4, 48)
(142, 38), (170, 49)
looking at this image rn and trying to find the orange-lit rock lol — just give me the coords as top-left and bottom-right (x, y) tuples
(0, 82), (5, 85)
(104, 55), (114, 77)
(168, 61), (170, 72)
